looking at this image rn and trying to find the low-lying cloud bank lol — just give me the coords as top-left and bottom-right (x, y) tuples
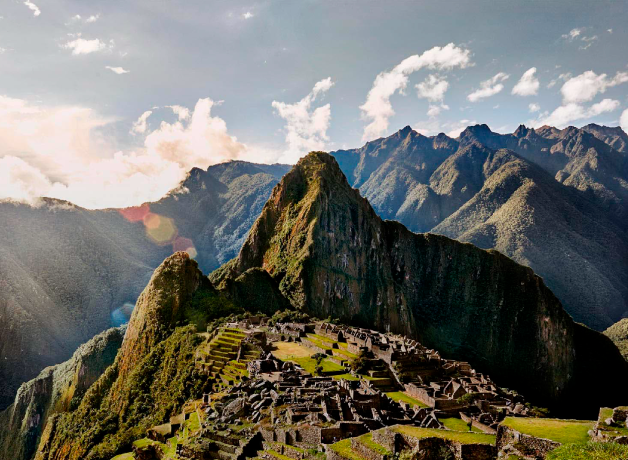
(0, 96), (277, 209)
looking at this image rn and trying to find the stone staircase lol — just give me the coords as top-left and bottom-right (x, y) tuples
(196, 328), (259, 388)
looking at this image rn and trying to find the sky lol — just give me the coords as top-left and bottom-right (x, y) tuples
(1, 0), (628, 208)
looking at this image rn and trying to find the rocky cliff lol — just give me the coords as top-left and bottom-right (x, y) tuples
(214, 151), (628, 415)
(0, 327), (125, 460)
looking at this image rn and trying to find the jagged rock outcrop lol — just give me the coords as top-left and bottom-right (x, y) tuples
(214, 151), (628, 415)
(0, 327), (125, 460)
(332, 125), (628, 330)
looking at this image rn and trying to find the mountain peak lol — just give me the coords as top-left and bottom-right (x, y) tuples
(213, 153), (628, 410)
(514, 124), (530, 137)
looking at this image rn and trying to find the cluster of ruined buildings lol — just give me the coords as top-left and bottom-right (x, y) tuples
(135, 319), (542, 460)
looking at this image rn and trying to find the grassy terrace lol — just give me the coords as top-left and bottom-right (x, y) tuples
(501, 417), (594, 445)
(329, 439), (363, 460)
(547, 442), (628, 460)
(291, 356), (346, 374)
(439, 417), (484, 433)
(111, 454), (135, 460)
(358, 433), (392, 456)
(394, 425), (496, 445)
(265, 450), (293, 460)
(385, 391), (429, 408)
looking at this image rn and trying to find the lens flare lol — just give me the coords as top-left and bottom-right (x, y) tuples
(143, 213), (177, 244)
(111, 302), (134, 327)
(173, 236), (197, 258)
(118, 203), (151, 222)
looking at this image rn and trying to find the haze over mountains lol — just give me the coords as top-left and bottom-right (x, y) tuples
(0, 162), (288, 410)
(2, 121), (628, 414)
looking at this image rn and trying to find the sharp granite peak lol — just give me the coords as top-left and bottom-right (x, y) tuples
(213, 151), (628, 413)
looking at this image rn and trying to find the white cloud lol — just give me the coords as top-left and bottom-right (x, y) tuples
(416, 74), (449, 102)
(167, 105), (191, 121)
(360, 43), (471, 141)
(529, 103), (541, 113)
(131, 111), (153, 134)
(467, 72), (509, 102)
(272, 77), (335, 163)
(621, 109), (628, 133)
(68, 13), (100, 24)
(0, 156), (55, 203)
(105, 66), (130, 75)
(0, 47), (6, 54)
(561, 27), (600, 50)
(243, 12), (253, 19)
(63, 36), (111, 55)
(608, 28), (613, 34)
(561, 70), (628, 104)
(562, 28), (583, 41)
(547, 72), (571, 89)
(0, 96), (275, 208)
(23, 0), (40, 16)
(416, 74), (450, 118)
(512, 67), (540, 96)
(414, 119), (475, 138)
(531, 98), (620, 128)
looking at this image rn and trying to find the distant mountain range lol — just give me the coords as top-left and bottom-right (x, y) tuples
(333, 123), (628, 331)
(2, 122), (628, 412)
(0, 162), (289, 410)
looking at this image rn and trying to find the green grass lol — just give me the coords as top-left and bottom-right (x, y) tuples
(394, 425), (496, 445)
(547, 442), (628, 459)
(358, 433), (391, 455)
(439, 417), (484, 433)
(333, 373), (360, 381)
(329, 439), (364, 460)
(187, 411), (200, 432)
(305, 336), (333, 350)
(266, 450), (293, 460)
(501, 417), (594, 445)
(111, 454), (134, 460)
(291, 356), (345, 375)
(386, 391), (429, 408)
(132, 438), (155, 449)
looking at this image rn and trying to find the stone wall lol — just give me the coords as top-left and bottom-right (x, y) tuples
(496, 425), (560, 459)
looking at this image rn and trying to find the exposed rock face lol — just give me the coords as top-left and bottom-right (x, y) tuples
(0, 161), (288, 410)
(331, 125), (628, 330)
(215, 151), (628, 414)
(0, 327), (125, 460)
